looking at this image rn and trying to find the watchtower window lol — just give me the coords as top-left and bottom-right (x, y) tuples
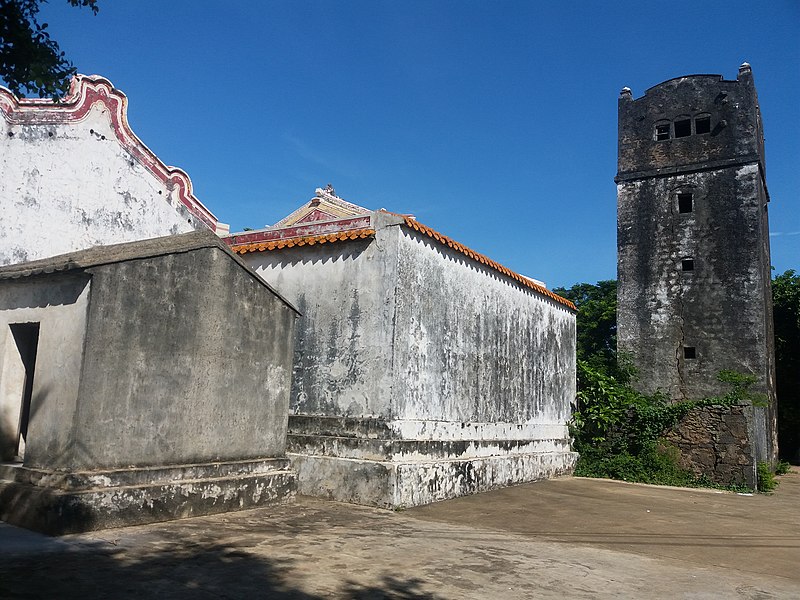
(683, 346), (696, 359)
(678, 193), (693, 213)
(695, 115), (711, 135)
(655, 122), (670, 141)
(681, 258), (694, 272)
(674, 118), (691, 138)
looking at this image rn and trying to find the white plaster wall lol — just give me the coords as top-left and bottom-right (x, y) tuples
(243, 235), (398, 418)
(0, 275), (90, 466)
(0, 103), (201, 266)
(390, 226), (576, 428)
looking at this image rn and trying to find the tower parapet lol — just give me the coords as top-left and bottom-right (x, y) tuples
(617, 64), (766, 185)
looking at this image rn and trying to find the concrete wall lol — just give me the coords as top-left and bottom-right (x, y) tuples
(0, 78), (217, 267)
(0, 245), (296, 471)
(246, 214), (576, 444)
(246, 219), (575, 432)
(0, 275), (90, 462)
(246, 228), (398, 419)
(62, 247), (296, 470)
(244, 217), (577, 507)
(391, 226), (575, 430)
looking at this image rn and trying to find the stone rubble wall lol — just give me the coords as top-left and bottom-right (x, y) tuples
(664, 404), (756, 487)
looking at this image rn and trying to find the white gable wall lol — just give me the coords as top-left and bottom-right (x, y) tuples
(0, 77), (224, 267)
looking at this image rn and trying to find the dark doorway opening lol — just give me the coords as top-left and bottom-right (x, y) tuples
(10, 323), (40, 459)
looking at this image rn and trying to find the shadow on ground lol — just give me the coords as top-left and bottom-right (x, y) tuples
(0, 540), (440, 600)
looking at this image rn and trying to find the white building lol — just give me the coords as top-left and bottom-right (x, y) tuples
(227, 187), (578, 508)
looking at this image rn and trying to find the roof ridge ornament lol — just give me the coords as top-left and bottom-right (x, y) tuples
(314, 183), (340, 202)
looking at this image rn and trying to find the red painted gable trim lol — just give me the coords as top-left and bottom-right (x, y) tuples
(0, 75), (219, 231)
(225, 216), (373, 247)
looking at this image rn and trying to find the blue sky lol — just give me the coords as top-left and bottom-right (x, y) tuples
(11, 1), (800, 288)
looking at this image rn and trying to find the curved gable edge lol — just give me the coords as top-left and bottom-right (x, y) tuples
(0, 74), (227, 234)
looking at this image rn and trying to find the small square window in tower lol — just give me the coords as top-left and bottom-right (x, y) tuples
(655, 123), (670, 141)
(695, 115), (711, 134)
(678, 193), (693, 213)
(681, 258), (694, 271)
(683, 347), (697, 359)
(674, 118), (692, 138)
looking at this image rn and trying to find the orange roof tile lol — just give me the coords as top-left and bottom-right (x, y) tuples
(400, 216), (576, 311)
(231, 228), (375, 254)
(230, 213), (575, 311)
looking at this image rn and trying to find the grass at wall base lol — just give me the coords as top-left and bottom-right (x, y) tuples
(570, 359), (771, 493)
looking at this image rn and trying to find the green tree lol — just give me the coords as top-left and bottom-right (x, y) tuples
(773, 269), (800, 462)
(553, 280), (618, 371)
(0, 0), (98, 98)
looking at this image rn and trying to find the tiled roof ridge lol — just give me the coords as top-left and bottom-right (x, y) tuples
(399, 215), (576, 311)
(231, 228), (375, 254)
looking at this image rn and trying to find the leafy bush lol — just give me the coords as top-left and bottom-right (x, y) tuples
(571, 360), (758, 490)
(757, 462), (778, 492)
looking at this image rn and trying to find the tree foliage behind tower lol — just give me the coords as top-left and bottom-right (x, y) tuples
(553, 279), (618, 371)
(556, 276), (798, 486)
(773, 269), (800, 461)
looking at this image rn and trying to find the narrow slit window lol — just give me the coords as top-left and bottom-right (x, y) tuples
(681, 258), (694, 272)
(683, 346), (696, 359)
(695, 115), (711, 134)
(674, 118), (691, 138)
(655, 122), (671, 141)
(678, 193), (693, 213)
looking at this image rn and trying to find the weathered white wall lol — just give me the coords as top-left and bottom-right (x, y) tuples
(246, 218), (577, 508)
(0, 102), (203, 266)
(245, 219), (575, 434)
(391, 226), (576, 431)
(245, 233), (398, 418)
(0, 275), (90, 462)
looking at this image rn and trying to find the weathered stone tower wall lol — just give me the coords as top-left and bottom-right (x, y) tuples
(616, 64), (778, 481)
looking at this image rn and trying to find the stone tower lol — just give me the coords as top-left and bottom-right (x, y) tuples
(616, 64), (778, 475)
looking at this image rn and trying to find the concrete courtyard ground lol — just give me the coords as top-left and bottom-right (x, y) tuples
(1, 469), (798, 599)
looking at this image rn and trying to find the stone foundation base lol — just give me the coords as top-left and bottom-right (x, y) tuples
(289, 451), (578, 509)
(664, 404), (758, 488)
(0, 457), (296, 535)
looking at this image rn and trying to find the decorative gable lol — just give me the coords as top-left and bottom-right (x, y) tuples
(0, 74), (228, 266)
(271, 185), (369, 228)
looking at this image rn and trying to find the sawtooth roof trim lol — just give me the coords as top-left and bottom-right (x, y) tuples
(399, 216), (576, 311)
(231, 228), (376, 254)
(229, 209), (575, 311)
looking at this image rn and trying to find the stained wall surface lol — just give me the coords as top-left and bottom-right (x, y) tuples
(71, 247), (296, 470)
(391, 226), (575, 430)
(246, 219), (575, 431)
(245, 223), (399, 420)
(243, 216), (577, 507)
(617, 166), (772, 401)
(616, 65), (777, 467)
(0, 238), (297, 471)
(0, 77), (222, 267)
